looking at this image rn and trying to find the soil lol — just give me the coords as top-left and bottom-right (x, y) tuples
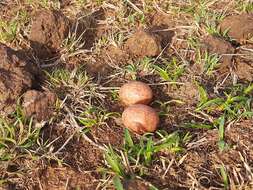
(124, 30), (162, 58)
(234, 46), (253, 82)
(235, 60), (253, 82)
(29, 9), (70, 59)
(167, 80), (200, 105)
(22, 90), (56, 121)
(0, 43), (34, 115)
(151, 11), (175, 27)
(201, 35), (235, 71)
(219, 13), (253, 43)
(38, 167), (98, 190)
(123, 179), (149, 190)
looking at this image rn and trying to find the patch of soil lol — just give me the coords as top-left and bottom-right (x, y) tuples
(83, 45), (129, 76)
(219, 13), (253, 43)
(150, 11), (175, 49)
(0, 43), (35, 115)
(22, 90), (56, 121)
(178, 119), (253, 189)
(151, 11), (175, 27)
(102, 45), (129, 65)
(124, 30), (162, 58)
(201, 35), (235, 71)
(62, 135), (103, 171)
(226, 120), (253, 154)
(123, 179), (149, 190)
(234, 59), (253, 82)
(167, 80), (200, 105)
(41, 124), (103, 171)
(29, 9), (70, 59)
(149, 25), (175, 49)
(39, 167), (98, 190)
(90, 121), (124, 147)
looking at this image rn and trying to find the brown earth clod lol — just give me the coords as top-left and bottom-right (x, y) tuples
(0, 43), (35, 115)
(39, 167), (98, 190)
(22, 90), (56, 121)
(29, 9), (70, 59)
(235, 60), (253, 82)
(124, 30), (162, 58)
(201, 35), (235, 71)
(219, 13), (253, 43)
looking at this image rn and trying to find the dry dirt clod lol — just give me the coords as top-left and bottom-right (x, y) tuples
(103, 45), (129, 64)
(234, 59), (253, 82)
(29, 9), (70, 59)
(219, 13), (253, 43)
(0, 43), (35, 115)
(39, 167), (98, 190)
(201, 35), (235, 71)
(124, 30), (162, 58)
(22, 90), (56, 121)
(167, 81), (200, 105)
(151, 11), (175, 27)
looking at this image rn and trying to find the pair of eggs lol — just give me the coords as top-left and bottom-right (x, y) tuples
(119, 81), (159, 134)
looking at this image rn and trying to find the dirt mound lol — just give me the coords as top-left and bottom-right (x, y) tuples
(219, 14), (253, 43)
(22, 90), (56, 121)
(103, 45), (129, 64)
(39, 167), (98, 190)
(234, 45), (253, 82)
(29, 9), (70, 59)
(151, 12), (174, 27)
(201, 35), (235, 70)
(124, 30), (162, 58)
(235, 60), (253, 82)
(0, 43), (34, 115)
(167, 81), (200, 105)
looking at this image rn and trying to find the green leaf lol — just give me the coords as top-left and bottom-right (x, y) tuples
(124, 129), (134, 148)
(197, 84), (208, 105)
(144, 137), (153, 164)
(113, 176), (124, 190)
(105, 146), (124, 176)
(153, 65), (170, 81)
(242, 83), (252, 94)
(218, 115), (225, 140)
(220, 165), (229, 189)
(184, 123), (214, 129)
(196, 98), (224, 111)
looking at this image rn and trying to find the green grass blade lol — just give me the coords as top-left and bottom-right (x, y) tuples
(113, 176), (124, 190)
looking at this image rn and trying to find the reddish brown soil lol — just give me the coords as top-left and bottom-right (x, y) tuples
(29, 10), (70, 59)
(167, 80), (200, 105)
(22, 90), (56, 121)
(123, 179), (149, 190)
(0, 43), (34, 115)
(202, 35), (235, 71)
(39, 167), (98, 190)
(235, 59), (253, 82)
(124, 30), (162, 58)
(220, 13), (253, 43)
